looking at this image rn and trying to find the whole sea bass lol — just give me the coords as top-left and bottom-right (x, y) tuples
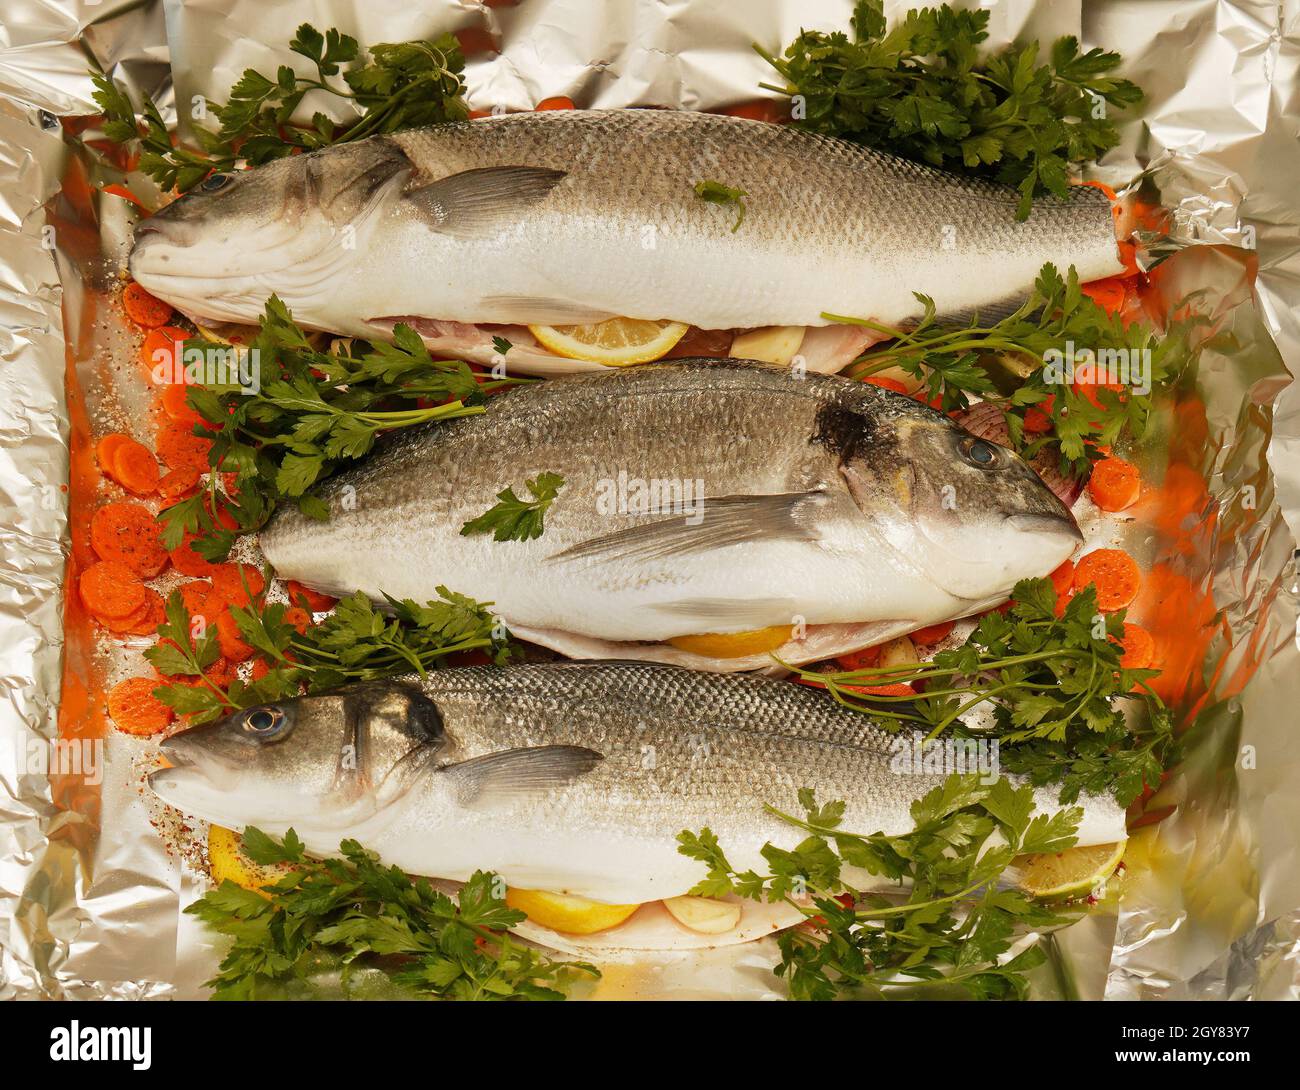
(128, 109), (1123, 373)
(148, 663), (1126, 906)
(260, 361), (1082, 671)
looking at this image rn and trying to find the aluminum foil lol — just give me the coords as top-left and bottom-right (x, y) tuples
(2, 0), (1298, 1000)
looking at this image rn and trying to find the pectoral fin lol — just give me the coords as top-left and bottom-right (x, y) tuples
(442, 745), (603, 807)
(480, 295), (616, 324)
(548, 491), (825, 565)
(405, 166), (567, 239)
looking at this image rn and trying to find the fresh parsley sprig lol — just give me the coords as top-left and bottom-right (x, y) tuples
(832, 263), (1199, 478)
(460, 473), (566, 542)
(152, 586), (510, 725)
(756, 1), (1142, 218)
(679, 775), (1081, 999)
(786, 577), (1173, 807)
(90, 24), (468, 193)
(158, 296), (528, 561)
(188, 828), (596, 1000)
(693, 179), (748, 232)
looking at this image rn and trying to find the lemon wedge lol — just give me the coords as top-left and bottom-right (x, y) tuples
(663, 895), (742, 934)
(528, 317), (689, 365)
(207, 824), (295, 897)
(1014, 841), (1126, 901)
(505, 887), (640, 934)
(667, 625), (793, 658)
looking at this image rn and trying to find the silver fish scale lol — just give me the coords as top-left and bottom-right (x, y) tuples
(416, 661), (935, 842)
(392, 108), (1112, 257)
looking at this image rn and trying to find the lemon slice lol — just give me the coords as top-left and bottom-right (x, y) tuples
(208, 824), (295, 897)
(1014, 841), (1126, 901)
(528, 317), (689, 365)
(667, 625), (793, 659)
(505, 887), (640, 934)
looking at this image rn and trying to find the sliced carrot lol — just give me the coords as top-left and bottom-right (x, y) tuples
(123, 282), (174, 328)
(107, 676), (174, 736)
(1048, 558), (1075, 599)
(797, 676), (915, 697)
(535, 96), (574, 110)
(170, 532), (219, 577)
(90, 502), (168, 577)
(250, 658), (272, 681)
(160, 382), (203, 425)
(156, 421), (212, 471)
(717, 99), (789, 124)
(102, 184), (150, 212)
(283, 606), (311, 635)
(836, 645), (881, 672)
(1072, 374), (1127, 410)
(1081, 276), (1129, 315)
(216, 609), (254, 663)
(80, 560), (146, 619)
(210, 563), (265, 606)
(96, 433), (132, 477)
(158, 465), (202, 500)
(863, 375), (909, 395)
(100, 587), (165, 637)
(1072, 548), (1141, 612)
(140, 325), (191, 383)
(112, 439), (161, 495)
(1115, 623), (1155, 669)
(1087, 456), (1141, 512)
(910, 620), (955, 645)
(180, 580), (221, 626)
(1022, 394), (1055, 435)
(285, 580), (338, 612)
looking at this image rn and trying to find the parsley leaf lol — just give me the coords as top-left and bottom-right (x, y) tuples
(460, 473), (565, 542)
(679, 774), (1082, 999)
(693, 179), (748, 231)
(756, 1), (1142, 219)
(187, 829), (596, 1000)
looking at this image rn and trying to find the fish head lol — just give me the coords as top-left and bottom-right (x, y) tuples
(149, 680), (442, 831)
(834, 398), (1082, 601)
(127, 138), (411, 323)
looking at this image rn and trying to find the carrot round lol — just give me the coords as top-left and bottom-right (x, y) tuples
(283, 606), (311, 635)
(140, 325), (192, 383)
(107, 676), (174, 735)
(123, 282), (174, 328)
(170, 533), (218, 577)
(1022, 394), (1055, 435)
(1073, 548), (1141, 612)
(1088, 456), (1141, 511)
(210, 563), (265, 606)
(863, 375), (908, 394)
(156, 421), (212, 471)
(216, 609), (254, 663)
(909, 619), (955, 646)
(1116, 623), (1155, 669)
(836, 645), (881, 672)
(112, 439), (161, 495)
(158, 465), (202, 500)
(80, 560), (146, 619)
(90, 502), (168, 577)
(96, 433), (132, 477)
(160, 382), (202, 425)
(286, 580), (338, 613)
(180, 580), (221, 626)
(100, 587), (165, 637)
(535, 96), (575, 110)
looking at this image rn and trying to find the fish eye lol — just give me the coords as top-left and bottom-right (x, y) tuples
(199, 172), (234, 193)
(243, 706), (288, 737)
(961, 437), (999, 469)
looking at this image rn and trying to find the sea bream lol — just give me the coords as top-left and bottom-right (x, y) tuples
(128, 109), (1123, 375)
(259, 361), (1083, 672)
(148, 662), (1127, 912)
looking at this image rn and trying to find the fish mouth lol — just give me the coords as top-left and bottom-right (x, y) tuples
(1004, 511), (1084, 541)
